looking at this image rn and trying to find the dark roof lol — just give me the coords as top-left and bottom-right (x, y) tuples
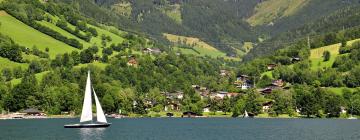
(183, 111), (198, 115)
(22, 108), (42, 113)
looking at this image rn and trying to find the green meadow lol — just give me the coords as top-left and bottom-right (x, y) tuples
(0, 57), (28, 71)
(0, 11), (78, 58)
(309, 38), (360, 70)
(37, 21), (92, 48)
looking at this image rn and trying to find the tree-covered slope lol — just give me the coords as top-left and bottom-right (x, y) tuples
(64, 0), (360, 60)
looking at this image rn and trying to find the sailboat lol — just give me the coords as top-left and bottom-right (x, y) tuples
(64, 71), (111, 128)
(243, 110), (249, 118)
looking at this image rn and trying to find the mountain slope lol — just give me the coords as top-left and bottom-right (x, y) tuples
(247, 0), (310, 26)
(0, 11), (77, 58)
(67, 0), (360, 60)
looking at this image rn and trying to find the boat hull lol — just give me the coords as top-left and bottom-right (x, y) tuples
(64, 123), (111, 128)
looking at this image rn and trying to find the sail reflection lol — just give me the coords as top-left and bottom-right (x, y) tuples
(79, 128), (106, 140)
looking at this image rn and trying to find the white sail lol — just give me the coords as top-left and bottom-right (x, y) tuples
(244, 110), (249, 118)
(93, 88), (107, 123)
(80, 71), (93, 123)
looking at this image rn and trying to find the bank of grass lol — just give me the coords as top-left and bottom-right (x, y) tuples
(9, 61), (108, 85)
(0, 11), (78, 58)
(261, 71), (273, 79)
(327, 87), (357, 95)
(164, 33), (240, 60)
(37, 20), (92, 48)
(22, 53), (41, 62)
(88, 24), (125, 48)
(310, 38), (360, 70)
(203, 112), (233, 117)
(74, 61), (108, 70)
(0, 57), (28, 71)
(10, 71), (49, 85)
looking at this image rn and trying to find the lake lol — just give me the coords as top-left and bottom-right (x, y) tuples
(1, 118), (360, 140)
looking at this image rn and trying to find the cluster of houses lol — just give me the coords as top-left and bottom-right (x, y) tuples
(126, 48), (162, 66)
(0, 108), (47, 119)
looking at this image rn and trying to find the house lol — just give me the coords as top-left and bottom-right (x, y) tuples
(262, 101), (273, 112)
(192, 85), (200, 89)
(21, 108), (44, 116)
(164, 91), (184, 100)
(234, 75), (252, 90)
(340, 106), (347, 114)
(227, 92), (240, 98)
(143, 48), (162, 54)
(259, 88), (273, 94)
(203, 104), (211, 113)
(267, 64), (277, 70)
(220, 70), (230, 77)
(165, 101), (181, 111)
(291, 57), (301, 62)
(272, 79), (285, 87)
(182, 111), (198, 118)
(127, 57), (138, 66)
(210, 91), (228, 99)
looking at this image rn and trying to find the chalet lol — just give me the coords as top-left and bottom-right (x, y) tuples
(165, 101), (181, 111)
(341, 106), (347, 114)
(237, 75), (250, 81)
(267, 64), (277, 70)
(127, 57), (138, 66)
(192, 85), (200, 89)
(220, 70), (230, 77)
(262, 101), (273, 112)
(291, 57), (301, 62)
(272, 79), (285, 87)
(227, 92), (240, 98)
(210, 91), (228, 99)
(200, 92), (210, 99)
(143, 48), (162, 55)
(164, 91), (184, 100)
(259, 88), (273, 94)
(234, 75), (252, 90)
(203, 104), (211, 113)
(21, 108), (43, 116)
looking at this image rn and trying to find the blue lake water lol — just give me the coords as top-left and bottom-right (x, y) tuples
(1, 118), (360, 140)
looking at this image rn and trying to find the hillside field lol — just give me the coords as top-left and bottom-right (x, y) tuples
(0, 57), (28, 72)
(164, 33), (240, 60)
(310, 39), (360, 70)
(247, 0), (309, 26)
(0, 11), (77, 58)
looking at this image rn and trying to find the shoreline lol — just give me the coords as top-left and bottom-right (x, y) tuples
(0, 115), (356, 120)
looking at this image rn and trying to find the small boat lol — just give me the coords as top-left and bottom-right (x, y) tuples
(64, 71), (111, 128)
(243, 110), (249, 118)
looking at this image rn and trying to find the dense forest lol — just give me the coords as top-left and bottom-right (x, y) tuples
(245, 3), (360, 60)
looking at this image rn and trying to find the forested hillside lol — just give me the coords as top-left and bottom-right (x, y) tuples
(0, 0), (238, 115)
(60, 0), (360, 61)
(245, 3), (360, 61)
